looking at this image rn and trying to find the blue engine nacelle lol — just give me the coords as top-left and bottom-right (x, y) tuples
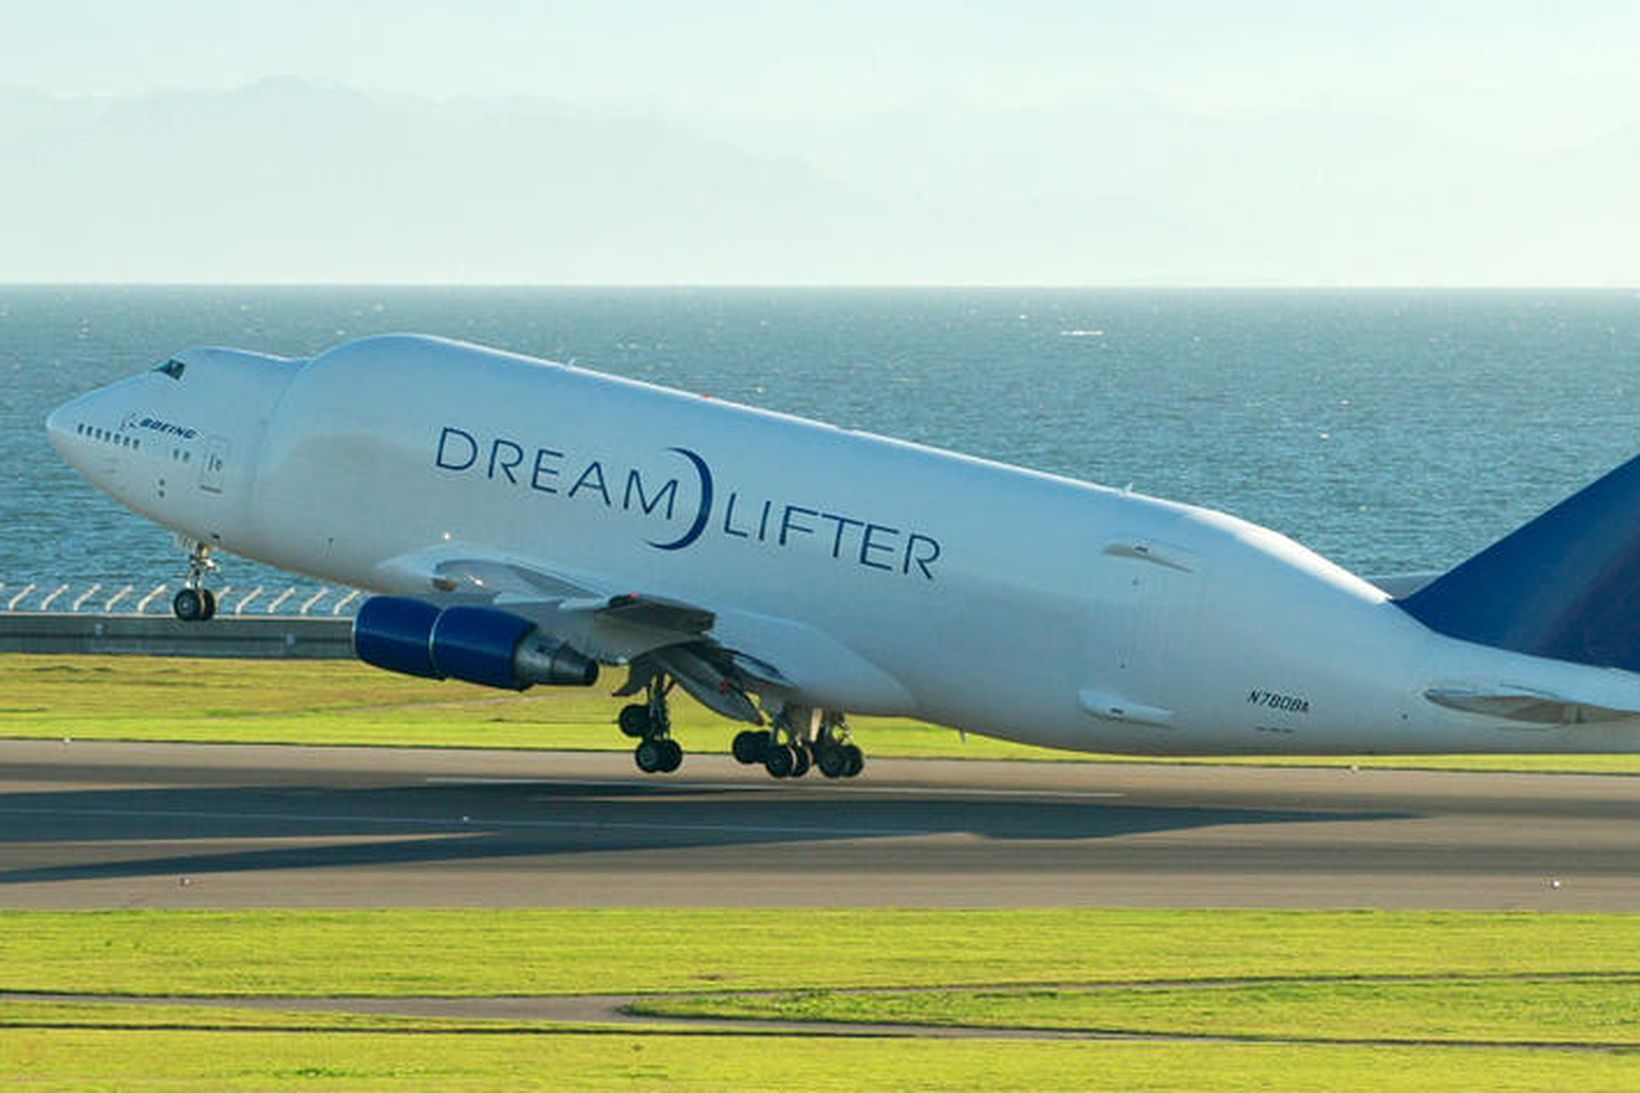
(352, 596), (598, 690)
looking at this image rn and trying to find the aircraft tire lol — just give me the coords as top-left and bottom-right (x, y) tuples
(172, 587), (206, 622)
(790, 746), (811, 778)
(618, 704), (652, 738)
(763, 744), (795, 779)
(842, 745), (864, 778)
(817, 746), (848, 778)
(634, 739), (665, 773)
(659, 739), (683, 773)
(199, 588), (217, 620)
(732, 730), (769, 765)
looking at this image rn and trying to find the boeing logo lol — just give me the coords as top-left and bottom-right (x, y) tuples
(122, 412), (199, 440)
(433, 425), (942, 579)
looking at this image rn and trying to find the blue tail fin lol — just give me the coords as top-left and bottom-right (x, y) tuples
(1396, 452), (1640, 673)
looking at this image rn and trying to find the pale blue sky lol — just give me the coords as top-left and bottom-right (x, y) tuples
(6, 2), (1639, 140)
(3, 2), (1638, 283)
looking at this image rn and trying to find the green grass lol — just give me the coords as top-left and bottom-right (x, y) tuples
(0, 1000), (531, 1032)
(2, 909), (1638, 1088)
(3, 653), (1638, 773)
(2, 909), (1637, 997)
(0, 653), (1061, 760)
(5, 1029), (1634, 1091)
(635, 975), (1640, 1045)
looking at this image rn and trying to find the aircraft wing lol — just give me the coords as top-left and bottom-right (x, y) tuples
(368, 546), (909, 724)
(375, 547), (710, 653)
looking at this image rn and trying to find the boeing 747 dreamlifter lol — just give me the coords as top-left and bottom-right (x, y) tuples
(47, 335), (1639, 778)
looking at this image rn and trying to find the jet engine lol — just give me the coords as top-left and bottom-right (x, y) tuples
(352, 596), (598, 689)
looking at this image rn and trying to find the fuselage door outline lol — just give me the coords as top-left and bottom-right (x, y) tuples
(199, 435), (230, 494)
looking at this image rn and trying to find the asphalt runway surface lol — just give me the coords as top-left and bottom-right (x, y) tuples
(0, 739), (1635, 909)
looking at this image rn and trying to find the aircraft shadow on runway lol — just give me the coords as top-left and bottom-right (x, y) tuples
(0, 779), (1415, 886)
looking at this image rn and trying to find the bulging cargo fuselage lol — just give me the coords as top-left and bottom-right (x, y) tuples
(47, 334), (1640, 758)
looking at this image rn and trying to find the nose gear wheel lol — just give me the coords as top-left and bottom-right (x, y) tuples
(172, 540), (218, 622)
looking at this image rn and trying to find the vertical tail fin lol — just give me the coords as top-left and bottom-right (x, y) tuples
(1396, 452), (1640, 673)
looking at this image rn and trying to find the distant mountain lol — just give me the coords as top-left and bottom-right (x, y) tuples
(0, 79), (854, 283)
(1, 79), (1634, 284)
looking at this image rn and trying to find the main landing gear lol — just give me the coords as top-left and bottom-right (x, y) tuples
(172, 541), (218, 622)
(618, 675), (683, 774)
(732, 706), (864, 780)
(614, 680), (867, 782)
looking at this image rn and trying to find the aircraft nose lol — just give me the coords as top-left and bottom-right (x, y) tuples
(45, 395), (87, 464)
(45, 383), (133, 475)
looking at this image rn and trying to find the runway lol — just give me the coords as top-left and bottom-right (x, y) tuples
(0, 740), (1635, 909)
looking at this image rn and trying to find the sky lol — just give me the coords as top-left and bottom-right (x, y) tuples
(3, 2), (1639, 284)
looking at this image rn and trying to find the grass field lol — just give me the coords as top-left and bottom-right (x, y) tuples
(633, 976), (1640, 1045)
(2, 652), (1637, 774)
(6, 908), (1639, 995)
(5, 655), (1639, 1087)
(1, 909), (1637, 1088)
(9, 1030), (1632, 1091)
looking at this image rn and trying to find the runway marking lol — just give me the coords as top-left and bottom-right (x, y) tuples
(0, 805), (930, 841)
(421, 776), (1126, 800)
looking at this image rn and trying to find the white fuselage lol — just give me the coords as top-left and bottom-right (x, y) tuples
(47, 335), (1640, 755)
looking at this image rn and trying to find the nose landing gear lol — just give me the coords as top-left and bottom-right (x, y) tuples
(172, 541), (218, 622)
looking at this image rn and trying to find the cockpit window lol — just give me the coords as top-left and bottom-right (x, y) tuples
(153, 358), (186, 379)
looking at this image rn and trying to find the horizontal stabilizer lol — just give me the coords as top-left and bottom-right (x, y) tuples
(1425, 687), (1640, 726)
(1397, 452), (1640, 673)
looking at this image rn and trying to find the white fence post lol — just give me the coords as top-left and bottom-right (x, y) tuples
(1, 579), (360, 616)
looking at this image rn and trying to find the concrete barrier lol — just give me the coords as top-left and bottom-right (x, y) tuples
(0, 612), (354, 659)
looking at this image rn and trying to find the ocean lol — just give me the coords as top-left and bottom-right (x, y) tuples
(1, 286), (1635, 607)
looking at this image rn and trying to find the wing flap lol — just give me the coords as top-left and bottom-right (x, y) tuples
(601, 593), (715, 634)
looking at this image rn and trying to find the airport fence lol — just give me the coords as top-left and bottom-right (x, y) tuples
(0, 580), (361, 617)
(0, 580), (358, 658)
